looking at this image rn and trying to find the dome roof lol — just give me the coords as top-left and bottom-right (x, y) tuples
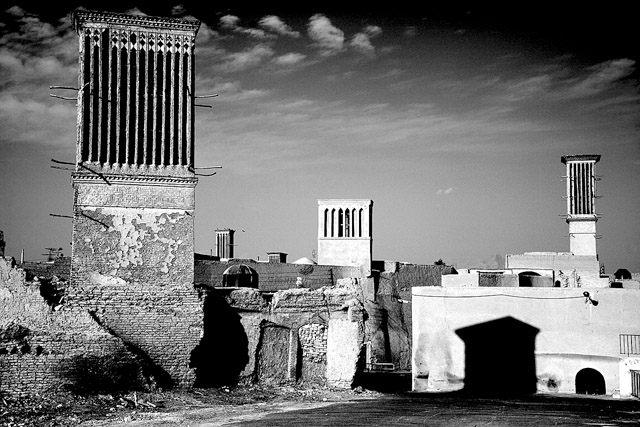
(292, 257), (317, 265)
(223, 264), (257, 275)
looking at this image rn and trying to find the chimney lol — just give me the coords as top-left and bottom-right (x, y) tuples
(267, 252), (287, 263)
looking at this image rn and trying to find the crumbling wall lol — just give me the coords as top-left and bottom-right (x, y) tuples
(20, 257), (71, 281)
(360, 264), (445, 371)
(193, 279), (366, 389)
(0, 258), (145, 396)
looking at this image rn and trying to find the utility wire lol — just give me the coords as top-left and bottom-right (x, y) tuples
(413, 293), (587, 300)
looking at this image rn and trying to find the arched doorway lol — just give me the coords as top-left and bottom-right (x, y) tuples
(575, 368), (605, 395)
(518, 271), (540, 287)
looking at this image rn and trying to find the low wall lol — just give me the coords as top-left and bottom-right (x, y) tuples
(195, 259), (361, 292)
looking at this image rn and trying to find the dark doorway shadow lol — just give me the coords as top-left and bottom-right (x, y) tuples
(456, 316), (539, 396)
(190, 291), (249, 387)
(518, 272), (540, 287)
(575, 368), (606, 395)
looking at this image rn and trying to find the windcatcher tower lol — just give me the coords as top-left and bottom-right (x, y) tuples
(70, 11), (201, 386)
(562, 155), (601, 257)
(215, 229), (234, 259)
(318, 199), (373, 275)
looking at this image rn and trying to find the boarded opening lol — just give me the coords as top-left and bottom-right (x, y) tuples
(257, 324), (291, 385)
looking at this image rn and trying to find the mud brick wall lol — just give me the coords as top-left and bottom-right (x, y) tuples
(194, 280), (366, 388)
(299, 323), (328, 363)
(0, 258), (144, 396)
(70, 202), (203, 388)
(363, 264), (445, 371)
(194, 259), (361, 291)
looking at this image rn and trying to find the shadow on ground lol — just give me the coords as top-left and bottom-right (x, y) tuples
(233, 392), (640, 427)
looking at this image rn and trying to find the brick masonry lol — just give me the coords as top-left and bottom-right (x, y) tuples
(0, 258), (145, 396)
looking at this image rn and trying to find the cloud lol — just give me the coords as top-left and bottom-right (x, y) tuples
(216, 44), (275, 73)
(218, 14), (271, 39)
(363, 25), (382, 37)
(0, 94), (75, 146)
(0, 9), (77, 90)
(272, 52), (306, 66)
(349, 25), (382, 57)
(219, 14), (240, 29)
(259, 15), (300, 38)
(404, 26), (417, 38)
(307, 14), (344, 56)
(350, 33), (375, 57)
(569, 58), (635, 97)
(436, 187), (455, 196)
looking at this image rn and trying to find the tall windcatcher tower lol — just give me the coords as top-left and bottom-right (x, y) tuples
(69, 11), (202, 386)
(215, 229), (235, 259)
(318, 199), (373, 274)
(562, 155), (601, 257)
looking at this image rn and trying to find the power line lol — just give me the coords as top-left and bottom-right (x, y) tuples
(413, 293), (587, 300)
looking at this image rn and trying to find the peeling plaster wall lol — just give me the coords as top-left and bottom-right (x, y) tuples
(70, 181), (203, 388)
(0, 258), (145, 396)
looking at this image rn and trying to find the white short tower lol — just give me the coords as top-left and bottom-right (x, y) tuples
(317, 199), (373, 273)
(562, 155), (600, 256)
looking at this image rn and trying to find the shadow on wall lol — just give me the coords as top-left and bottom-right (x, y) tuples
(190, 292), (249, 387)
(456, 316), (539, 396)
(59, 350), (147, 394)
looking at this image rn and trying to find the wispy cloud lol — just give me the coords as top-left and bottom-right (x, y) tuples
(215, 44), (275, 73)
(307, 14), (344, 57)
(436, 187), (455, 196)
(568, 58), (635, 97)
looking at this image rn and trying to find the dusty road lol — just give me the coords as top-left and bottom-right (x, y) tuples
(233, 394), (640, 426)
(82, 392), (640, 427)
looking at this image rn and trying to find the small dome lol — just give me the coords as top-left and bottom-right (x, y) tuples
(223, 264), (257, 276)
(292, 257), (317, 265)
(222, 264), (258, 288)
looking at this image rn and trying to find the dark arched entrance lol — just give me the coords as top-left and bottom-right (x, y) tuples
(518, 271), (540, 287)
(575, 368), (605, 395)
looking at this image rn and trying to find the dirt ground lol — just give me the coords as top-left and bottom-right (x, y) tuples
(0, 384), (381, 427)
(3, 385), (640, 426)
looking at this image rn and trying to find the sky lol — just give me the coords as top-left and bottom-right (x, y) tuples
(1, 2), (639, 272)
